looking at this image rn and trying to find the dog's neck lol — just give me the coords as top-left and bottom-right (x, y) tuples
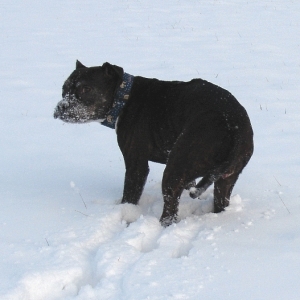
(101, 73), (134, 129)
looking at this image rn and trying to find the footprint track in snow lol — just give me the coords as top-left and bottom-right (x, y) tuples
(5, 191), (256, 299)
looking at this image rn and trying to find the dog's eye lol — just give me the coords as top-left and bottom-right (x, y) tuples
(82, 86), (91, 93)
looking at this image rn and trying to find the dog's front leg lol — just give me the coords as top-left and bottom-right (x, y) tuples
(121, 162), (149, 205)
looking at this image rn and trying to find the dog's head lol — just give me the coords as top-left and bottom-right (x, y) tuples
(54, 61), (123, 123)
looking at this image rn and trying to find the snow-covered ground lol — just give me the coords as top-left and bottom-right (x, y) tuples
(1, 0), (300, 299)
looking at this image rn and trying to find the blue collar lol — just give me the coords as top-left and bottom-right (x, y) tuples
(101, 73), (134, 129)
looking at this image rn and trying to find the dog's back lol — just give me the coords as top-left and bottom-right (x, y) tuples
(118, 76), (253, 166)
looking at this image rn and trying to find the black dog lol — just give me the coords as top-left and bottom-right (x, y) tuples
(54, 61), (254, 226)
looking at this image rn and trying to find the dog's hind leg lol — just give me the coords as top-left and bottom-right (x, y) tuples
(160, 137), (203, 227)
(160, 167), (189, 227)
(214, 172), (240, 213)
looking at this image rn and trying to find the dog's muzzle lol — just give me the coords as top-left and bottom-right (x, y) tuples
(54, 94), (96, 123)
(54, 93), (77, 120)
(54, 99), (69, 119)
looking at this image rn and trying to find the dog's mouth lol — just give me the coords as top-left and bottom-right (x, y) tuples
(54, 96), (106, 123)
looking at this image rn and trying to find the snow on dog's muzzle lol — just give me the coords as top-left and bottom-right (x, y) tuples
(54, 94), (94, 123)
(54, 98), (71, 119)
(54, 94), (78, 120)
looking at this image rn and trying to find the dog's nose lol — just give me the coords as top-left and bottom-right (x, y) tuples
(54, 106), (60, 119)
(54, 102), (64, 119)
(54, 109), (59, 119)
(54, 99), (70, 119)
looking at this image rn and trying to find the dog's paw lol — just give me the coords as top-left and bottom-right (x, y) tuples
(189, 187), (205, 199)
(121, 203), (142, 224)
(184, 180), (196, 190)
(160, 216), (178, 227)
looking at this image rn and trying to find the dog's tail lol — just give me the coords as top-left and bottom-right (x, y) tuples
(190, 124), (253, 199)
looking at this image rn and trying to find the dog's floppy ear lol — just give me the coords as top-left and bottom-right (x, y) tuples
(102, 62), (123, 80)
(76, 60), (87, 69)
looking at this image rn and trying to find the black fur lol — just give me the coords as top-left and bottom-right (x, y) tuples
(54, 61), (254, 226)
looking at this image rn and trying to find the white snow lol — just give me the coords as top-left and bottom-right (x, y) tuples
(1, 0), (300, 299)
